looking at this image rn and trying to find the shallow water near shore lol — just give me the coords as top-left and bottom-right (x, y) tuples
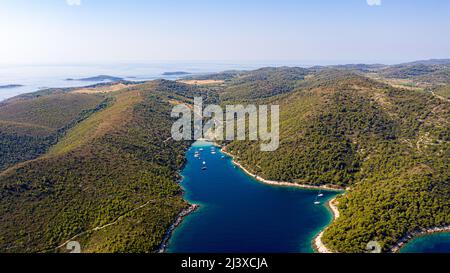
(400, 233), (450, 253)
(166, 141), (338, 253)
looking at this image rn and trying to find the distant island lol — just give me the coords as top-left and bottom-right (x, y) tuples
(162, 71), (190, 76)
(0, 84), (23, 89)
(66, 75), (124, 82)
(1, 59), (449, 254)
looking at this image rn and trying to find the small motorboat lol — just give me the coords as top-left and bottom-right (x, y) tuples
(314, 201), (321, 205)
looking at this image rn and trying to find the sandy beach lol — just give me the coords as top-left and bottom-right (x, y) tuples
(313, 198), (340, 253)
(220, 147), (343, 253)
(168, 144), (449, 254)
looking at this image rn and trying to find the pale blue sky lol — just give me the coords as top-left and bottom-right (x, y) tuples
(0, 0), (449, 65)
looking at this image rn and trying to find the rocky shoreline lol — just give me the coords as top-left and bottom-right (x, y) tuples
(221, 147), (450, 254)
(157, 204), (199, 253)
(220, 147), (343, 253)
(166, 143), (449, 254)
(389, 225), (450, 253)
(220, 148), (343, 192)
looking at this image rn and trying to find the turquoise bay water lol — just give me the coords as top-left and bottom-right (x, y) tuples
(401, 233), (450, 253)
(167, 141), (339, 253)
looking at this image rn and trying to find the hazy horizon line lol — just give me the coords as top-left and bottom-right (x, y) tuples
(1, 57), (449, 68)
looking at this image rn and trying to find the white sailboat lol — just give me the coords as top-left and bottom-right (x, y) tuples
(318, 190), (324, 197)
(315, 189), (323, 205)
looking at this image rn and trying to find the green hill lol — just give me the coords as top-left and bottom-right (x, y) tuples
(0, 82), (196, 253)
(379, 62), (450, 85)
(210, 69), (450, 252)
(433, 85), (450, 100)
(190, 67), (309, 103)
(0, 93), (106, 171)
(0, 65), (449, 253)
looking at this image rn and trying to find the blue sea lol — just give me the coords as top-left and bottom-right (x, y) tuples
(0, 62), (264, 102)
(400, 233), (450, 253)
(166, 141), (338, 253)
(3, 63), (448, 253)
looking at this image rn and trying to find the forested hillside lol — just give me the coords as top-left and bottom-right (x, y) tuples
(0, 62), (448, 253)
(0, 93), (107, 171)
(200, 67), (450, 252)
(0, 81), (199, 253)
(184, 67), (309, 103)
